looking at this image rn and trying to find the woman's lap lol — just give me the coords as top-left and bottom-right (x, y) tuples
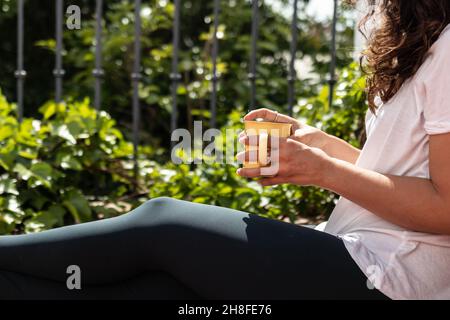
(0, 197), (388, 299)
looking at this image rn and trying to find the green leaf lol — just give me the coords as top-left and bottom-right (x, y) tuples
(55, 124), (77, 144)
(30, 195), (49, 211)
(0, 216), (15, 235)
(0, 178), (18, 195)
(0, 125), (14, 140)
(69, 121), (89, 139)
(62, 189), (92, 223)
(19, 149), (38, 160)
(13, 163), (33, 180)
(39, 102), (56, 120)
(60, 155), (82, 171)
(24, 205), (65, 233)
(29, 162), (53, 188)
(0, 152), (16, 171)
(34, 39), (56, 50)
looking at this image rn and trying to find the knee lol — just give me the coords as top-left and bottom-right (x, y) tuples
(142, 197), (178, 211)
(134, 197), (181, 219)
(129, 197), (186, 228)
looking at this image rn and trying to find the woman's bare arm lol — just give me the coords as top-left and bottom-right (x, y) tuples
(321, 133), (450, 234)
(239, 131), (450, 234)
(321, 134), (361, 164)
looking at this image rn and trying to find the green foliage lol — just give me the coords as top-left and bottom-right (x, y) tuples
(0, 91), (140, 234)
(297, 62), (368, 147)
(0, 63), (367, 234)
(146, 161), (331, 223)
(0, 0), (355, 150)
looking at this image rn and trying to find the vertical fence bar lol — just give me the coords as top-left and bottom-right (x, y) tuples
(132, 0), (142, 182)
(328, 0), (338, 108)
(54, 0), (65, 103)
(15, 0), (26, 122)
(287, 0), (299, 117)
(210, 0), (220, 128)
(170, 0), (181, 138)
(93, 0), (104, 111)
(248, 0), (259, 111)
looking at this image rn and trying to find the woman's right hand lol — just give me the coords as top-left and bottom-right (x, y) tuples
(241, 108), (332, 153)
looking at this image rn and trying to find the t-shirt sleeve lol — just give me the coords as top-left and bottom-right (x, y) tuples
(420, 29), (450, 135)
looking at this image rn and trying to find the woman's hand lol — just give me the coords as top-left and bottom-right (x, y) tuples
(237, 134), (334, 187)
(241, 108), (361, 164)
(242, 108), (331, 152)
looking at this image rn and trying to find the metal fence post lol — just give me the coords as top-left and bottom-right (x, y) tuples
(132, 0), (142, 182)
(54, 0), (65, 104)
(288, 0), (299, 117)
(210, 0), (220, 128)
(93, 0), (104, 111)
(15, 0), (26, 122)
(328, 0), (338, 108)
(170, 0), (182, 138)
(248, 0), (259, 111)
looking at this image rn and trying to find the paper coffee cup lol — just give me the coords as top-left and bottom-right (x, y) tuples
(243, 121), (292, 169)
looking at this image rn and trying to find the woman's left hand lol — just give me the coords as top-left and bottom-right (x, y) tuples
(236, 135), (334, 187)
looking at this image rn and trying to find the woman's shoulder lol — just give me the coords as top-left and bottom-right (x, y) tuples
(413, 23), (450, 136)
(429, 24), (450, 56)
(415, 24), (450, 80)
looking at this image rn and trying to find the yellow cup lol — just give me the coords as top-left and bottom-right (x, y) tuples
(243, 121), (292, 169)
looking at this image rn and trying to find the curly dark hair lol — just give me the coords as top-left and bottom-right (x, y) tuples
(350, 0), (450, 112)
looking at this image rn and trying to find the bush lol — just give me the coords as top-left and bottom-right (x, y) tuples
(0, 63), (367, 235)
(0, 93), (142, 234)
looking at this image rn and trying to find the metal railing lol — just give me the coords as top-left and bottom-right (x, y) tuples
(14, 0), (25, 123)
(54, 0), (65, 104)
(288, 0), (299, 117)
(93, 0), (104, 111)
(13, 0), (339, 173)
(170, 0), (181, 142)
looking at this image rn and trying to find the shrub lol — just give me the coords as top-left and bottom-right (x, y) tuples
(0, 93), (140, 234)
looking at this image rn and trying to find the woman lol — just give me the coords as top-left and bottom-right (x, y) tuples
(1, 0), (450, 300)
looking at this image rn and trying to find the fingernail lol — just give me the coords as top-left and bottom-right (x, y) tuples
(239, 136), (246, 144)
(236, 168), (242, 175)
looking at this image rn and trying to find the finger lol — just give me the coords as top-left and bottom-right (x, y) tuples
(244, 109), (296, 126)
(269, 137), (288, 150)
(292, 127), (318, 142)
(236, 167), (262, 178)
(244, 108), (278, 122)
(270, 137), (307, 152)
(236, 150), (259, 163)
(238, 132), (255, 145)
(238, 132), (247, 145)
(239, 134), (277, 148)
(258, 177), (290, 187)
(260, 161), (282, 176)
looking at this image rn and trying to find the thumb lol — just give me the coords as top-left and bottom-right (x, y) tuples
(292, 127), (316, 145)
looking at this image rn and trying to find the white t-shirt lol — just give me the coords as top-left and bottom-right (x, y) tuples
(322, 24), (450, 300)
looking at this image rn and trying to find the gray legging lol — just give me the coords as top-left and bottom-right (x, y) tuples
(0, 197), (388, 300)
